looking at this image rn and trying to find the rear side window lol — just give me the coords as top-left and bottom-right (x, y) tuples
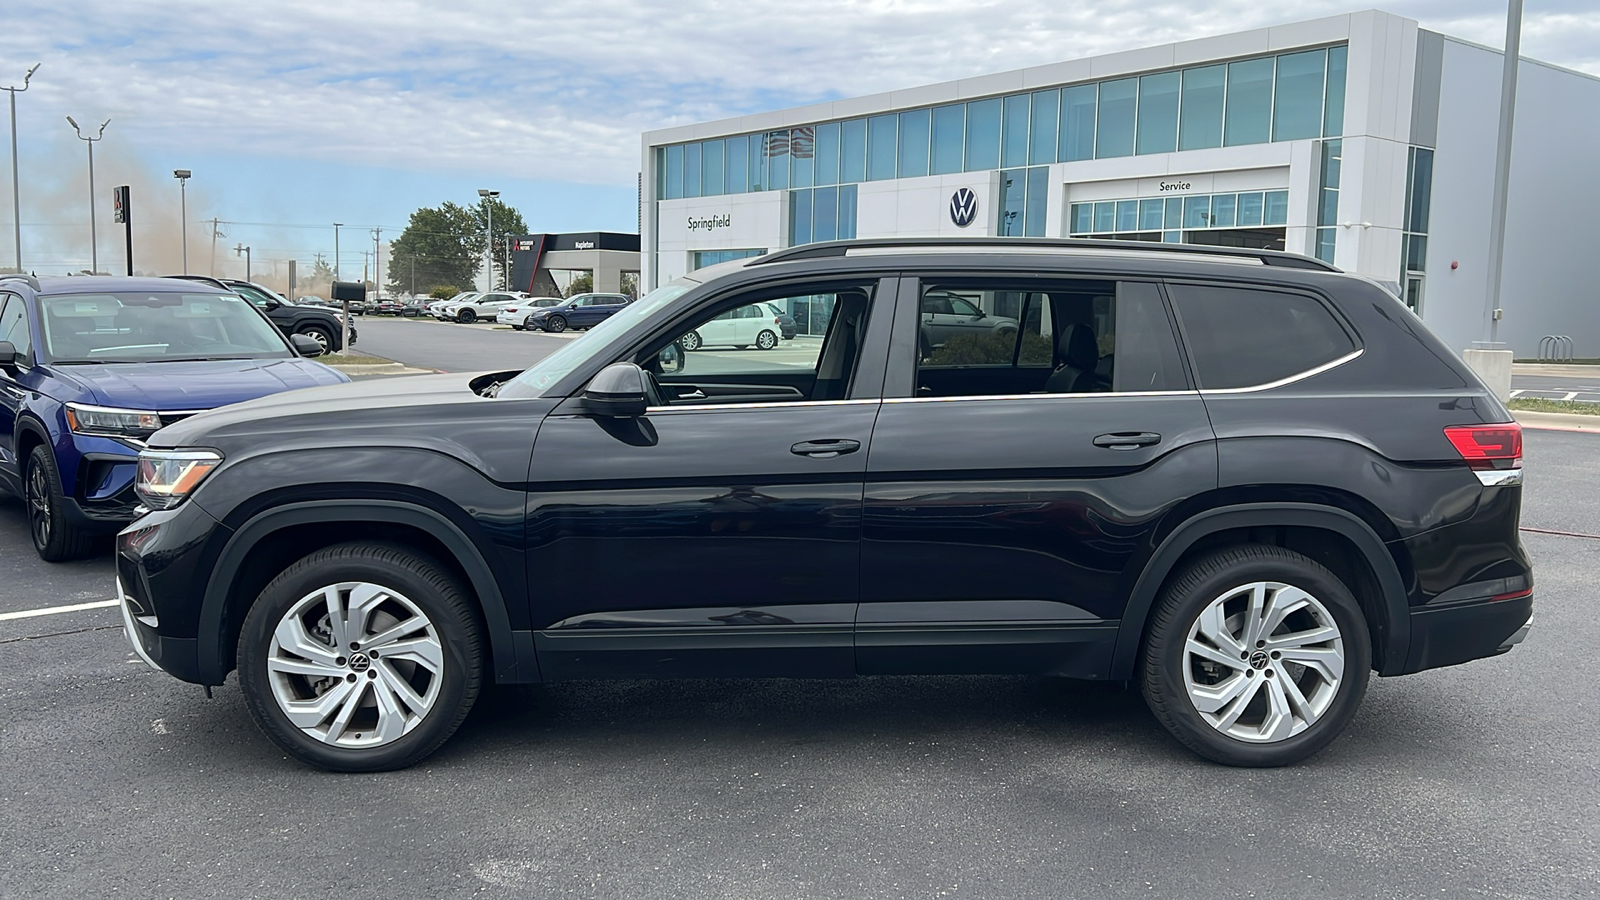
(1169, 284), (1356, 389)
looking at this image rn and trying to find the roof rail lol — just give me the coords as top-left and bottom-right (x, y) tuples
(745, 237), (1340, 272)
(0, 273), (41, 290)
(166, 274), (230, 289)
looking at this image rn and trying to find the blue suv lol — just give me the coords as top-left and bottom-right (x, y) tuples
(0, 275), (349, 560)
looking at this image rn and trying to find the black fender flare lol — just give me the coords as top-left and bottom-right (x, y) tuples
(197, 499), (533, 686)
(1110, 502), (1410, 679)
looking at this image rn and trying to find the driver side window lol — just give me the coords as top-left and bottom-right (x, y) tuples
(645, 283), (877, 406)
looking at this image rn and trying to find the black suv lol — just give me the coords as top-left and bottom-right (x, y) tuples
(118, 238), (1532, 772)
(172, 277), (356, 353)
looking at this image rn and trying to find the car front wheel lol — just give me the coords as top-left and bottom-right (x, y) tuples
(1141, 544), (1370, 767)
(543, 315), (567, 333)
(238, 542), (484, 772)
(25, 445), (96, 561)
(297, 324), (334, 353)
(457, 309), (476, 324)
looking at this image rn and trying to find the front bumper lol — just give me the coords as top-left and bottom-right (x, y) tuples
(115, 502), (232, 685)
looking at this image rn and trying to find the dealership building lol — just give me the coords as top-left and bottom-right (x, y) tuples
(640, 10), (1600, 355)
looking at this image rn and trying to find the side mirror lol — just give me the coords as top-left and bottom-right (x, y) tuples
(656, 341), (684, 375)
(262, 298), (280, 311)
(583, 362), (649, 417)
(0, 340), (16, 370)
(290, 334), (325, 357)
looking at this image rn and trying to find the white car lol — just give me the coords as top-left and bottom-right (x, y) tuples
(497, 297), (565, 329)
(680, 303), (784, 351)
(438, 292), (523, 323)
(428, 292), (480, 319)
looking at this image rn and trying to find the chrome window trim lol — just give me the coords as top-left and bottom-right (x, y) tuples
(644, 398), (880, 414)
(1197, 348), (1363, 394)
(882, 390), (1200, 404)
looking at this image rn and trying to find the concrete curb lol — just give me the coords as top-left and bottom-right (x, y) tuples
(1514, 410), (1600, 433)
(1512, 364), (1600, 377)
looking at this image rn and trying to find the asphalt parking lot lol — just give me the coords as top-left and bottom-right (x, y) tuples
(3, 387), (1599, 897)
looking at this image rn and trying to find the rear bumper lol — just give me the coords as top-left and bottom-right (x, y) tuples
(1400, 593), (1534, 674)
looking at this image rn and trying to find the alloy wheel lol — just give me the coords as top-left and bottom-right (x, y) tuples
(25, 459), (51, 549)
(681, 331), (702, 351)
(265, 581), (445, 748)
(304, 328), (331, 352)
(545, 316), (567, 333)
(757, 330), (778, 350)
(1181, 580), (1345, 743)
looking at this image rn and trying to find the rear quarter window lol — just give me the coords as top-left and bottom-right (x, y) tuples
(1168, 284), (1356, 390)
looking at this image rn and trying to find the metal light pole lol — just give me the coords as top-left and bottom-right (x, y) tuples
(372, 227), (382, 297)
(234, 243), (251, 281)
(66, 116), (109, 274)
(332, 222), (342, 280)
(1483, 0), (1524, 346)
(478, 189), (498, 290)
(3, 64), (38, 272)
(173, 170), (191, 273)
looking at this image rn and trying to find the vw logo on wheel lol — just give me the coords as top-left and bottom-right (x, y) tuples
(949, 187), (979, 228)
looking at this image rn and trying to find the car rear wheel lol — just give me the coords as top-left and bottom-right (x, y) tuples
(543, 315), (567, 333)
(681, 331), (702, 351)
(756, 329), (779, 350)
(297, 324), (334, 353)
(457, 309), (476, 324)
(1141, 544), (1370, 767)
(25, 445), (96, 562)
(238, 542), (484, 772)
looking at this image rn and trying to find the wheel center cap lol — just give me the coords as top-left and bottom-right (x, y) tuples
(348, 652), (371, 673)
(1248, 649), (1270, 670)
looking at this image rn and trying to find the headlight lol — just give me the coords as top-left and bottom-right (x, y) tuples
(135, 449), (223, 510)
(65, 403), (162, 439)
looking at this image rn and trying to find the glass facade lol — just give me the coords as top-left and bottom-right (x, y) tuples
(997, 166), (1051, 237)
(692, 248), (766, 270)
(788, 184), (860, 246)
(1314, 139), (1342, 263)
(1069, 189), (1289, 238)
(1400, 146), (1434, 313)
(654, 44), (1349, 201)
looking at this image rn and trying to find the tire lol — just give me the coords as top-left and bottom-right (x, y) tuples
(1140, 543), (1371, 767)
(238, 542), (484, 772)
(298, 324), (335, 353)
(24, 445), (96, 562)
(543, 315), (567, 333)
(680, 331), (702, 351)
(510, 324), (523, 331)
(756, 329), (779, 350)
(457, 309), (476, 324)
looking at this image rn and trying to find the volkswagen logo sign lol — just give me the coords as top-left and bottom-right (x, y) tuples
(949, 187), (978, 228)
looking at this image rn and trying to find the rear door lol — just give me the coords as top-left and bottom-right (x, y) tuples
(859, 274), (1217, 678)
(0, 294), (27, 487)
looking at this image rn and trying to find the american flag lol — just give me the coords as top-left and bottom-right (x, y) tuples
(765, 126), (815, 160)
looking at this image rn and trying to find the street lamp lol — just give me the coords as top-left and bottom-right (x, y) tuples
(2, 63), (38, 272)
(66, 115), (109, 274)
(234, 243), (251, 281)
(332, 222), (342, 280)
(478, 189), (498, 290)
(173, 170), (191, 273)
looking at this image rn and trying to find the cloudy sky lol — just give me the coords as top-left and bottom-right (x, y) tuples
(2, 0), (1595, 279)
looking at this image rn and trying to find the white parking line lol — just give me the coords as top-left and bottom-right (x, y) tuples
(1510, 390), (1524, 397)
(0, 599), (118, 622)
(1563, 392), (1579, 401)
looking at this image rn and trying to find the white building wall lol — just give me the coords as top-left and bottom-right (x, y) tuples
(655, 192), (787, 284)
(1426, 39), (1600, 356)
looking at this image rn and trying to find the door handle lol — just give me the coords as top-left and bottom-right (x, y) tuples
(790, 438), (861, 459)
(1093, 432), (1161, 450)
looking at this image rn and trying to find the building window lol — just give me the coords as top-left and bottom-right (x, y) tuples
(654, 44), (1350, 200)
(1069, 189), (1289, 238)
(1314, 139), (1342, 264)
(999, 167), (1053, 237)
(789, 185), (859, 246)
(1136, 71), (1180, 155)
(691, 249), (766, 270)
(1400, 146), (1434, 313)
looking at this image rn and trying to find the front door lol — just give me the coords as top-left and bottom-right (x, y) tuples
(526, 277), (893, 679)
(0, 294), (28, 488)
(860, 275), (1217, 678)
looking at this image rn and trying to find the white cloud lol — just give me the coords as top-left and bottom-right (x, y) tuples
(3, 0), (1597, 191)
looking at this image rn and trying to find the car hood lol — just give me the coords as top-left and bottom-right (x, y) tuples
(49, 358), (350, 411)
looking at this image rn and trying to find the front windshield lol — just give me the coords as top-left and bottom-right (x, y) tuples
(39, 291), (292, 364)
(497, 281), (692, 398)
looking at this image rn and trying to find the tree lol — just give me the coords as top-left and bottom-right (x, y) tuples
(430, 285), (459, 300)
(386, 196), (529, 295)
(473, 197), (528, 290)
(564, 272), (593, 297)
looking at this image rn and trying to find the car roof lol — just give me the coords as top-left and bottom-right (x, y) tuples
(30, 275), (234, 296)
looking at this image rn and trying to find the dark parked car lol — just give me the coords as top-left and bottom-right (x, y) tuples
(373, 298), (404, 316)
(522, 292), (632, 333)
(173, 278), (356, 353)
(764, 302), (797, 340)
(119, 238), (1532, 772)
(400, 298), (428, 317)
(0, 275), (347, 560)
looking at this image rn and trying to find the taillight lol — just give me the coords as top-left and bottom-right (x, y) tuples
(1444, 423), (1522, 467)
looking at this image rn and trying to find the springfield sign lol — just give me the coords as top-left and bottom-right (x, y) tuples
(687, 214), (731, 232)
